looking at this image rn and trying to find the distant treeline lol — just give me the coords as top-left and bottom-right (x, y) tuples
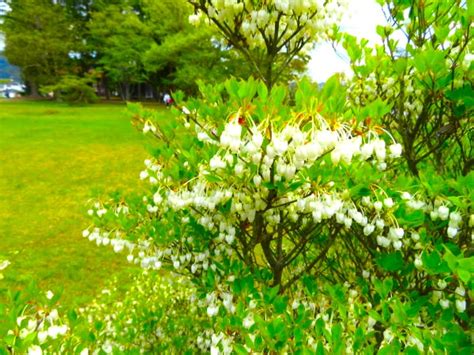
(0, 0), (278, 100)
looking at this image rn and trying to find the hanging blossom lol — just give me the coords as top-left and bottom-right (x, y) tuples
(83, 106), (442, 287)
(188, 0), (346, 52)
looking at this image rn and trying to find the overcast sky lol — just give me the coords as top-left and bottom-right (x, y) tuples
(1, 0), (387, 80)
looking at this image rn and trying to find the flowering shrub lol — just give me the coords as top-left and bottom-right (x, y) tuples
(340, 0), (472, 176)
(82, 78), (472, 352)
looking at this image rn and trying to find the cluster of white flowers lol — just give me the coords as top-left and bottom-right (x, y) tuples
(197, 330), (233, 355)
(429, 201), (463, 239)
(12, 303), (68, 354)
(432, 282), (467, 313)
(349, 71), (424, 119)
(87, 202), (107, 218)
(119, 115), (415, 274)
(189, 0), (345, 51)
(139, 158), (164, 185)
(74, 271), (199, 353)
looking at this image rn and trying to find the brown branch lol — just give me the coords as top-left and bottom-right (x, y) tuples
(281, 225), (340, 292)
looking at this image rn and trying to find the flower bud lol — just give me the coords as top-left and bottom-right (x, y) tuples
(414, 256), (423, 269)
(383, 198), (394, 208)
(439, 299), (450, 309)
(447, 227), (458, 238)
(455, 299), (466, 313)
(438, 206), (449, 220)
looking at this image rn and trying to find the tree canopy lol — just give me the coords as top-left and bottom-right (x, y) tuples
(1, 0), (76, 95)
(0, 0), (325, 98)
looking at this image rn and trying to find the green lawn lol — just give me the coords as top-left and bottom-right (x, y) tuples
(0, 99), (164, 306)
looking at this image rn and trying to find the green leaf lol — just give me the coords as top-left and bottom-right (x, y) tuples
(363, 98), (392, 120)
(422, 251), (448, 275)
(273, 295), (288, 314)
(204, 174), (222, 183)
(257, 82), (268, 101)
(294, 328), (304, 346)
(302, 275), (317, 295)
(350, 184), (371, 197)
(94, 320), (104, 331)
(443, 247), (458, 270)
(68, 309), (78, 323)
(238, 82), (248, 100)
(413, 48), (447, 78)
(287, 180), (305, 192)
(457, 257), (474, 273)
(332, 323), (343, 348)
(376, 25), (385, 37)
(225, 79), (240, 98)
(234, 344), (248, 354)
(376, 252), (405, 272)
(458, 269), (471, 283)
(396, 207), (425, 227)
(315, 341), (325, 355)
(264, 285), (280, 304)
(4, 334), (15, 347)
(271, 85), (287, 106)
(378, 340), (401, 354)
(446, 85), (474, 107)
(206, 268), (216, 288)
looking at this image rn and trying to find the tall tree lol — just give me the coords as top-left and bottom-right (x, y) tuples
(88, 0), (251, 98)
(142, 0), (251, 94)
(0, 0), (76, 96)
(88, 1), (150, 100)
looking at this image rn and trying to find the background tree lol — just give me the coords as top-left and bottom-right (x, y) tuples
(142, 0), (251, 94)
(0, 0), (76, 96)
(88, 0), (253, 98)
(87, 1), (150, 100)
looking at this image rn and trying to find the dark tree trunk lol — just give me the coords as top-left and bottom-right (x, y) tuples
(29, 82), (40, 97)
(137, 83), (142, 101)
(102, 75), (110, 100)
(120, 82), (130, 101)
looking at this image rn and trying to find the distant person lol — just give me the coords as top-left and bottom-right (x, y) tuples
(163, 93), (173, 106)
(4, 89), (10, 98)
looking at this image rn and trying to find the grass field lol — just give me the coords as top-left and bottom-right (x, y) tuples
(0, 99), (166, 306)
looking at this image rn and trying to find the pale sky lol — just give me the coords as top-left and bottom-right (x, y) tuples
(308, 0), (388, 82)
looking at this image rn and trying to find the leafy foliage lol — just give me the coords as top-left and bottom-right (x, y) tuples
(341, 0), (473, 176)
(80, 78), (472, 353)
(0, 0), (76, 95)
(41, 74), (99, 104)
